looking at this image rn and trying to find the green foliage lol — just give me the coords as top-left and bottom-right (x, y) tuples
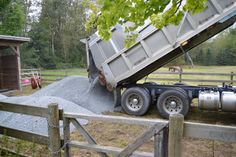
(84, 0), (207, 47)
(125, 33), (138, 48)
(190, 28), (236, 66)
(21, 0), (88, 69)
(0, 0), (25, 36)
(0, 0), (11, 11)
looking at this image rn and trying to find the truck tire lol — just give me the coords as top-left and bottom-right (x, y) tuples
(157, 89), (190, 119)
(174, 87), (192, 101)
(121, 87), (151, 116)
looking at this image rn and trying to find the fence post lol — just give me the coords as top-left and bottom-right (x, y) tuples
(230, 72), (234, 85)
(154, 127), (168, 157)
(179, 72), (182, 83)
(168, 114), (184, 157)
(63, 117), (71, 157)
(48, 103), (61, 157)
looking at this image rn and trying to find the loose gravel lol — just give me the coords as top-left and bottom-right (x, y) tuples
(32, 76), (115, 113)
(0, 76), (115, 135)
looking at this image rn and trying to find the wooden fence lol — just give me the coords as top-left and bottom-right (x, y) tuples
(20, 69), (42, 87)
(0, 101), (236, 157)
(20, 69), (236, 86)
(0, 102), (63, 157)
(148, 71), (236, 85)
(20, 69), (76, 85)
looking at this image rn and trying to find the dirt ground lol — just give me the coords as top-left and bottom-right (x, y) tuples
(70, 104), (236, 157)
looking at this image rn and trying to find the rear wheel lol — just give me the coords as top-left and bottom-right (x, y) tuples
(157, 89), (190, 119)
(121, 87), (151, 116)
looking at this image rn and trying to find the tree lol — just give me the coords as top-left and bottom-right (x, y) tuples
(0, 0), (11, 11)
(0, 0), (25, 36)
(22, 0), (88, 69)
(85, 0), (207, 46)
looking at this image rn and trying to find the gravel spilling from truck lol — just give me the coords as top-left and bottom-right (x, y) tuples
(32, 76), (115, 113)
(0, 76), (115, 135)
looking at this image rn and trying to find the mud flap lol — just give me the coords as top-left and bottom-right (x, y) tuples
(113, 87), (124, 112)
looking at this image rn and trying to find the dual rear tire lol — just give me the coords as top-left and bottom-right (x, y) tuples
(121, 87), (151, 116)
(157, 89), (190, 119)
(121, 87), (190, 118)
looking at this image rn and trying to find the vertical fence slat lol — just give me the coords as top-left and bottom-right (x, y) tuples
(230, 72), (234, 85)
(168, 114), (184, 157)
(70, 119), (109, 157)
(179, 72), (182, 83)
(154, 127), (168, 157)
(63, 117), (71, 157)
(48, 103), (61, 157)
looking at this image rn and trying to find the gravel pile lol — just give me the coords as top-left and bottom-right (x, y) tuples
(0, 76), (115, 135)
(32, 76), (115, 113)
(0, 95), (94, 135)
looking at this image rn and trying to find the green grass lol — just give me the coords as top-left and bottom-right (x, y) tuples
(41, 68), (87, 76)
(40, 68), (87, 83)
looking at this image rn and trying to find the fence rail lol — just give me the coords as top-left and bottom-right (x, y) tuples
(153, 71), (236, 76)
(148, 71), (236, 84)
(0, 125), (49, 145)
(20, 69), (42, 87)
(63, 112), (168, 157)
(0, 102), (63, 157)
(20, 69), (236, 86)
(0, 101), (236, 157)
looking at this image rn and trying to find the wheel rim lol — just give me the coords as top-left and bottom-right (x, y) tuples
(163, 96), (183, 114)
(126, 93), (143, 112)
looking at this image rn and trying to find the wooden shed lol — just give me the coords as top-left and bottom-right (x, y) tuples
(0, 35), (30, 92)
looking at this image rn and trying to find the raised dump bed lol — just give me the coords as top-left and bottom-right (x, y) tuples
(88, 0), (236, 90)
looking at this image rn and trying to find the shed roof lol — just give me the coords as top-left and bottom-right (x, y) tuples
(0, 35), (30, 50)
(0, 35), (30, 44)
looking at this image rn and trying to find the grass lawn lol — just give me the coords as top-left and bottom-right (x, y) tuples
(1, 66), (236, 157)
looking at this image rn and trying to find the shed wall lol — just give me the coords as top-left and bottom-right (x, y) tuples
(0, 55), (20, 90)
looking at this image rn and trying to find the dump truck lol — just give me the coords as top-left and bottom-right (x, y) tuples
(84, 0), (236, 119)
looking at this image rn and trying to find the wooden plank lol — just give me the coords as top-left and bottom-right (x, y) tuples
(147, 78), (236, 83)
(20, 77), (32, 80)
(70, 119), (109, 157)
(168, 114), (184, 157)
(64, 113), (168, 126)
(118, 124), (166, 157)
(0, 101), (49, 118)
(63, 117), (71, 157)
(184, 122), (236, 142)
(154, 127), (168, 157)
(0, 126), (48, 145)
(21, 68), (40, 72)
(153, 72), (236, 76)
(69, 141), (153, 157)
(41, 74), (67, 77)
(48, 104), (61, 157)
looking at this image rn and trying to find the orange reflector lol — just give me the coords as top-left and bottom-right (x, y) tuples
(181, 41), (188, 46)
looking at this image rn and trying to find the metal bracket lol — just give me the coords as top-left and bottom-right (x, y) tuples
(180, 45), (194, 67)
